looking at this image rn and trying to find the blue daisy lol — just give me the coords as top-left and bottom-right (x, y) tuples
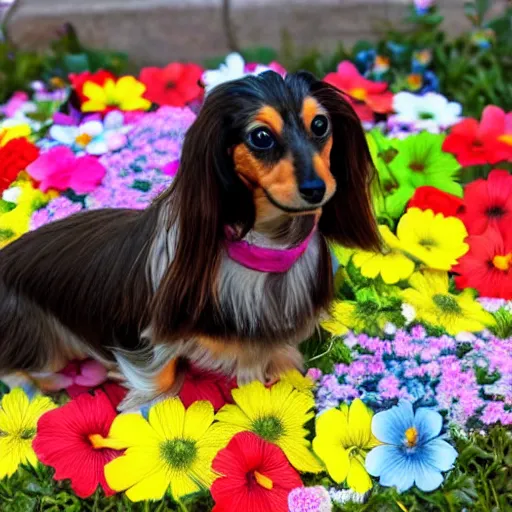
(365, 401), (457, 492)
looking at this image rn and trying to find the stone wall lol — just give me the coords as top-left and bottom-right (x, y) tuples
(5, 0), (509, 66)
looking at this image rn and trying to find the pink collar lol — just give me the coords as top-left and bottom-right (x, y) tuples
(225, 227), (316, 273)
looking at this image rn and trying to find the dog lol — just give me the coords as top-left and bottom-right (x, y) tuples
(0, 71), (380, 409)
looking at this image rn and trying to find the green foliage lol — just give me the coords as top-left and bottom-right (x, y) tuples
(488, 308), (512, 339)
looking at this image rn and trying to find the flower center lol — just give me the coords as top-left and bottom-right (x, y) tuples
(418, 237), (437, 249)
(418, 111), (435, 120)
(433, 294), (462, 314)
(350, 88), (367, 101)
(252, 416), (283, 443)
(499, 134), (512, 146)
(380, 148), (398, 164)
(160, 439), (197, 470)
(404, 427), (418, 447)
(19, 428), (36, 440)
(406, 74), (423, 90)
(88, 433), (125, 451)
(492, 253), (512, 271)
(253, 470), (273, 490)
(486, 205), (506, 218)
(165, 81), (176, 90)
(75, 133), (93, 147)
(409, 161), (425, 172)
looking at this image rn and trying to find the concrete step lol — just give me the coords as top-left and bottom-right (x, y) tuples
(6, 0), (508, 67)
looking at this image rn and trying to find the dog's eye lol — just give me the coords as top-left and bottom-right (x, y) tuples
(311, 115), (330, 138)
(247, 127), (275, 150)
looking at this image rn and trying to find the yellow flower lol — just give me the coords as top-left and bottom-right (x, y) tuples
(397, 208), (468, 270)
(279, 369), (315, 396)
(82, 77), (151, 112)
(104, 398), (224, 502)
(0, 124), (31, 146)
(212, 380), (322, 473)
(352, 225), (415, 284)
(0, 388), (55, 478)
(313, 399), (379, 493)
(401, 270), (495, 335)
(0, 181), (57, 248)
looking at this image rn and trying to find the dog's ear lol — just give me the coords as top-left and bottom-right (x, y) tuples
(311, 81), (381, 251)
(151, 96), (251, 341)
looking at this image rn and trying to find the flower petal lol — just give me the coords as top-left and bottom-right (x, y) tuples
(183, 401), (214, 440)
(312, 436), (349, 482)
(422, 438), (458, 472)
(149, 397), (185, 439)
(412, 461), (444, 492)
(414, 407), (443, 443)
(49, 125), (77, 145)
(347, 457), (373, 494)
(371, 401), (414, 445)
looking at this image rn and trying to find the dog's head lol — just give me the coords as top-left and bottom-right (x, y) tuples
(153, 71), (380, 336)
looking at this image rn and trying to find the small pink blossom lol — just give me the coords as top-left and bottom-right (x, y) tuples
(27, 146), (106, 193)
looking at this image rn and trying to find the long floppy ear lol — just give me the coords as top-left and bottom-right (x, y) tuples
(310, 80), (381, 251)
(150, 95), (252, 341)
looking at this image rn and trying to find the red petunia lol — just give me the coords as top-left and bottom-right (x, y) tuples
(33, 390), (123, 498)
(458, 169), (512, 235)
(139, 63), (204, 107)
(0, 138), (40, 193)
(324, 61), (393, 122)
(211, 431), (302, 512)
(442, 106), (512, 166)
(69, 70), (116, 104)
(179, 363), (237, 411)
(454, 227), (512, 299)
(407, 186), (465, 217)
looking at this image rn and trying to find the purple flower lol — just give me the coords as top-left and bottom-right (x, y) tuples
(288, 486), (332, 512)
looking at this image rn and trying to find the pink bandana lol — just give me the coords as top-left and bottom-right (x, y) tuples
(225, 227), (316, 273)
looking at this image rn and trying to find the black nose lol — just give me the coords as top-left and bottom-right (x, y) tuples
(299, 180), (326, 204)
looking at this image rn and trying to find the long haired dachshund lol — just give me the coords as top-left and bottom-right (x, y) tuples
(0, 71), (380, 409)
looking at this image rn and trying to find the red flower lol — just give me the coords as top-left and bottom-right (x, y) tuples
(211, 431), (302, 512)
(454, 227), (512, 299)
(324, 61), (393, 122)
(407, 186), (465, 217)
(69, 70), (116, 104)
(179, 363), (237, 411)
(139, 63), (204, 107)
(442, 106), (512, 166)
(0, 138), (40, 193)
(458, 169), (512, 235)
(33, 390), (123, 498)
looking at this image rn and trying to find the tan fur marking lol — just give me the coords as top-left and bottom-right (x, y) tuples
(255, 106), (284, 136)
(156, 357), (178, 392)
(301, 96), (321, 132)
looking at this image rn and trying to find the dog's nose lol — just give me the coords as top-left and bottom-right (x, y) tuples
(299, 180), (326, 204)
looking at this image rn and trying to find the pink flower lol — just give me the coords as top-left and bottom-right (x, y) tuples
(60, 359), (109, 398)
(162, 159), (180, 177)
(27, 146), (106, 193)
(2, 92), (30, 117)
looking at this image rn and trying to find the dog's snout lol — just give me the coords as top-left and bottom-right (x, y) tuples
(299, 179), (326, 204)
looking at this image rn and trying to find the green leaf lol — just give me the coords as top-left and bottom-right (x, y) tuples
(63, 52), (90, 73)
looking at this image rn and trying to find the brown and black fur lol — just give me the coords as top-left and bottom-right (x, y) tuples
(0, 71), (380, 408)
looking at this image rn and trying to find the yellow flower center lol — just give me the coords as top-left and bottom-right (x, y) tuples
(88, 433), (125, 450)
(254, 470), (273, 490)
(350, 87), (367, 101)
(50, 77), (66, 89)
(433, 294), (462, 315)
(75, 133), (93, 147)
(492, 253), (512, 271)
(404, 427), (418, 447)
(499, 134), (512, 146)
(407, 74), (423, 90)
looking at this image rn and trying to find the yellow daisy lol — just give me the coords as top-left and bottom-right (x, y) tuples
(352, 225), (415, 284)
(313, 399), (379, 493)
(82, 76), (151, 113)
(0, 123), (31, 146)
(104, 398), (225, 502)
(0, 388), (55, 478)
(397, 208), (468, 270)
(212, 380), (322, 473)
(401, 270), (495, 335)
(0, 181), (57, 248)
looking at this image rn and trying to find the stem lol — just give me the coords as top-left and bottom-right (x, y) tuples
(222, 0), (240, 53)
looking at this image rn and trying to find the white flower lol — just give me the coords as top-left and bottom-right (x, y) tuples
(455, 331), (476, 342)
(2, 186), (22, 204)
(202, 52), (274, 94)
(329, 488), (367, 505)
(401, 303), (416, 324)
(49, 111), (132, 155)
(384, 322), (397, 335)
(388, 92), (462, 133)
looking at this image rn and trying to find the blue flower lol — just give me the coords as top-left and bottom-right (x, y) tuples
(420, 71), (439, 93)
(365, 401), (457, 492)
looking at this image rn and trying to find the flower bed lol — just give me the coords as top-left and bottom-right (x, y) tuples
(0, 2), (511, 511)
